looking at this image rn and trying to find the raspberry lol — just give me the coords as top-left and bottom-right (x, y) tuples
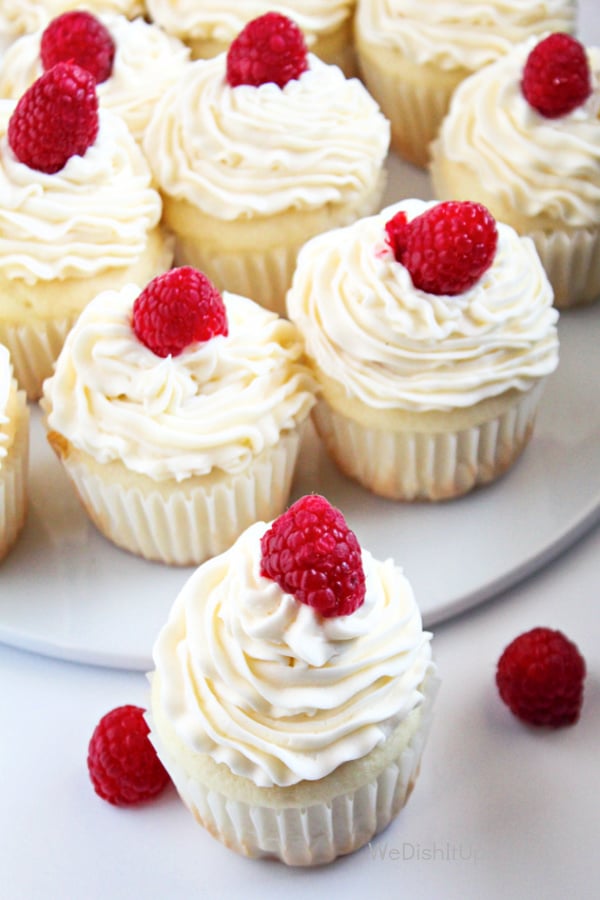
(226, 12), (308, 89)
(522, 33), (592, 118)
(260, 494), (366, 618)
(385, 201), (498, 296)
(87, 705), (170, 806)
(8, 62), (99, 174)
(132, 267), (228, 358)
(496, 627), (586, 727)
(41, 11), (116, 84)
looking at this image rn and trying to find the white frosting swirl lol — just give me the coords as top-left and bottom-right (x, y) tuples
(0, 344), (11, 460)
(286, 199), (559, 413)
(0, 1), (144, 40)
(143, 53), (390, 220)
(0, 16), (191, 144)
(152, 520), (433, 787)
(433, 39), (600, 229)
(355, 0), (576, 71)
(43, 284), (317, 481)
(145, 0), (355, 45)
(0, 101), (163, 282)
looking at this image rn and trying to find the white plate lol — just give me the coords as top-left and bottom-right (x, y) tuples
(1, 297), (599, 671)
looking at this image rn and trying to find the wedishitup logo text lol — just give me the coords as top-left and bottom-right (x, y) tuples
(369, 841), (482, 864)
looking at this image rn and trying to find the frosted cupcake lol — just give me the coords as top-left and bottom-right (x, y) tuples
(0, 344), (29, 561)
(286, 198), (559, 501)
(0, 12), (191, 146)
(149, 493), (437, 865)
(145, 0), (357, 76)
(430, 33), (600, 308)
(42, 267), (317, 566)
(0, 62), (172, 401)
(143, 12), (390, 316)
(0, 0), (144, 50)
(354, 0), (576, 167)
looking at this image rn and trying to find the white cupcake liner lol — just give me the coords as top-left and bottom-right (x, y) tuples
(529, 226), (600, 309)
(0, 385), (29, 561)
(0, 314), (79, 401)
(149, 672), (438, 867)
(52, 429), (303, 566)
(312, 382), (544, 501)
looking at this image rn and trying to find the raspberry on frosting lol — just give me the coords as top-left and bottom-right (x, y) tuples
(226, 12), (308, 89)
(496, 627), (586, 727)
(8, 62), (99, 174)
(41, 11), (116, 84)
(522, 33), (592, 119)
(260, 494), (366, 618)
(385, 201), (498, 296)
(132, 267), (228, 358)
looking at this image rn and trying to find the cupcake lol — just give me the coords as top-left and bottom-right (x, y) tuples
(42, 267), (317, 566)
(286, 198), (559, 501)
(354, 0), (576, 168)
(0, 1), (144, 50)
(430, 33), (600, 308)
(0, 11), (192, 146)
(143, 12), (390, 316)
(0, 62), (172, 401)
(148, 493), (437, 865)
(0, 344), (29, 561)
(145, 0), (357, 76)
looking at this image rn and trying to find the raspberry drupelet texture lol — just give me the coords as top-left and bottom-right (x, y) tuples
(226, 12), (308, 89)
(41, 11), (116, 84)
(496, 627), (586, 727)
(522, 33), (592, 119)
(8, 62), (99, 174)
(87, 705), (170, 806)
(260, 494), (366, 618)
(132, 267), (228, 358)
(385, 201), (498, 296)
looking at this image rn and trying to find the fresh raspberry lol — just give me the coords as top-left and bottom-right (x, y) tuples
(87, 705), (170, 806)
(522, 33), (592, 118)
(385, 201), (498, 296)
(8, 62), (99, 174)
(226, 12), (308, 89)
(41, 11), (116, 84)
(132, 267), (228, 358)
(496, 627), (586, 727)
(260, 494), (366, 618)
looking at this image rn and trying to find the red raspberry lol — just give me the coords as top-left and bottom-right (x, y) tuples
(87, 705), (170, 806)
(385, 201), (498, 296)
(132, 267), (228, 358)
(260, 494), (366, 618)
(41, 11), (116, 84)
(496, 627), (586, 727)
(226, 12), (308, 89)
(8, 62), (99, 174)
(522, 33), (592, 119)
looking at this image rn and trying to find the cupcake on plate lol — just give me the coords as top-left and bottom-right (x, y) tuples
(0, 344), (29, 561)
(148, 493), (437, 865)
(286, 198), (559, 501)
(145, 0), (357, 76)
(354, 0), (576, 168)
(0, 11), (191, 146)
(0, 61), (172, 401)
(143, 12), (390, 316)
(42, 267), (317, 566)
(430, 33), (600, 308)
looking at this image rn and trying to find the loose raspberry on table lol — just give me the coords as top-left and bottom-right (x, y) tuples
(260, 494), (366, 618)
(385, 201), (498, 296)
(8, 62), (99, 174)
(496, 627), (586, 727)
(226, 12), (308, 89)
(41, 11), (116, 84)
(87, 705), (170, 806)
(522, 33), (592, 118)
(132, 267), (228, 358)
